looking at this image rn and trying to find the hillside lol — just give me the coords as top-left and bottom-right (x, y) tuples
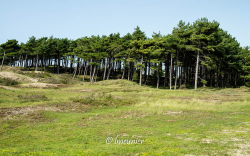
(0, 69), (250, 155)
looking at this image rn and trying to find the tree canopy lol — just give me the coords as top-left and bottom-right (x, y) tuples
(1, 18), (249, 89)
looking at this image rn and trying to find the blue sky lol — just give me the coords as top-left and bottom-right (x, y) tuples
(1, 0), (249, 46)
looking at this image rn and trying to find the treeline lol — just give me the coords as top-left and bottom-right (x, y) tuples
(0, 18), (250, 89)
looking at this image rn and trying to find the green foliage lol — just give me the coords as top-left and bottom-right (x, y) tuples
(0, 39), (20, 64)
(201, 79), (208, 87)
(240, 47), (250, 86)
(0, 18), (248, 88)
(132, 70), (139, 81)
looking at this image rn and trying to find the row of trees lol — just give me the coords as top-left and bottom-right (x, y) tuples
(1, 18), (250, 89)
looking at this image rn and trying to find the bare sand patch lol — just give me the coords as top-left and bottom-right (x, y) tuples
(0, 71), (38, 83)
(0, 106), (61, 119)
(19, 83), (62, 88)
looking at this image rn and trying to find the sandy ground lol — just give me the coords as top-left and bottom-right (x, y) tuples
(0, 71), (62, 88)
(19, 83), (62, 88)
(0, 106), (61, 119)
(0, 71), (38, 83)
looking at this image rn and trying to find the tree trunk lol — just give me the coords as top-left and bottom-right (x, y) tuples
(139, 57), (143, 86)
(83, 62), (88, 81)
(43, 55), (46, 71)
(174, 66), (178, 90)
(107, 59), (113, 80)
(164, 60), (168, 87)
(94, 66), (98, 82)
(103, 58), (107, 80)
(91, 66), (96, 83)
(169, 53), (173, 90)
(77, 62), (83, 76)
(179, 66), (183, 88)
(144, 61), (148, 84)
(72, 65), (77, 79)
(35, 54), (39, 71)
(18, 55), (21, 67)
(157, 67), (159, 89)
(121, 62), (125, 79)
(70, 56), (74, 73)
(0, 51), (5, 71)
(57, 54), (60, 74)
(128, 62), (131, 80)
(24, 54), (28, 68)
(194, 51), (200, 90)
(174, 52), (178, 90)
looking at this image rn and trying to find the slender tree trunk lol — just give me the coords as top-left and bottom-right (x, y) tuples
(89, 59), (93, 80)
(31, 57), (34, 67)
(64, 57), (67, 73)
(24, 54), (28, 68)
(164, 60), (168, 87)
(72, 65), (77, 79)
(18, 55), (21, 67)
(122, 61), (125, 79)
(174, 66), (178, 90)
(103, 58), (107, 80)
(94, 66), (98, 82)
(70, 56), (74, 73)
(83, 62), (88, 81)
(77, 62), (82, 76)
(139, 57), (143, 86)
(91, 66), (96, 83)
(169, 53), (173, 90)
(157, 66), (159, 89)
(128, 62), (131, 80)
(43, 55), (46, 71)
(179, 66), (182, 87)
(194, 51), (200, 90)
(144, 61), (148, 84)
(107, 59), (113, 80)
(174, 52), (178, 90)
(35, 54), (39, 71)
(57, 54), (60, 74)
(0, 51), (5, 71)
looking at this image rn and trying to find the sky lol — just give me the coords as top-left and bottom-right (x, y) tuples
(0, 0), (250, 46)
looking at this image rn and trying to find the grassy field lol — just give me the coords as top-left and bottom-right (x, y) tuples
(0, 71), (250, 155)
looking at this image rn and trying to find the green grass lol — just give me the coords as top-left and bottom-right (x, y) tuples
(0, 79), (250, 155)
(0, 77), (19, 86)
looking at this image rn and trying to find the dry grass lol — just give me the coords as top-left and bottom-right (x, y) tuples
(0, 71), (38, 83)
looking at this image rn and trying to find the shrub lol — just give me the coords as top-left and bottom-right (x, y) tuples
(18, 94), (48, 102)
(72, 92), (135, 107)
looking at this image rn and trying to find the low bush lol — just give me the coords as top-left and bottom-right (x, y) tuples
(18, 94), (48, 102)
(72, 92), (135, 107)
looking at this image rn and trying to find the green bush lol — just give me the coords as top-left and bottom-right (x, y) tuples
(132, 71), (139, 81)
(245, 81), (250, 87)
(18, 94), (48, 102)
(41, 74), (77, 84)
(72, 92), (135, 106)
